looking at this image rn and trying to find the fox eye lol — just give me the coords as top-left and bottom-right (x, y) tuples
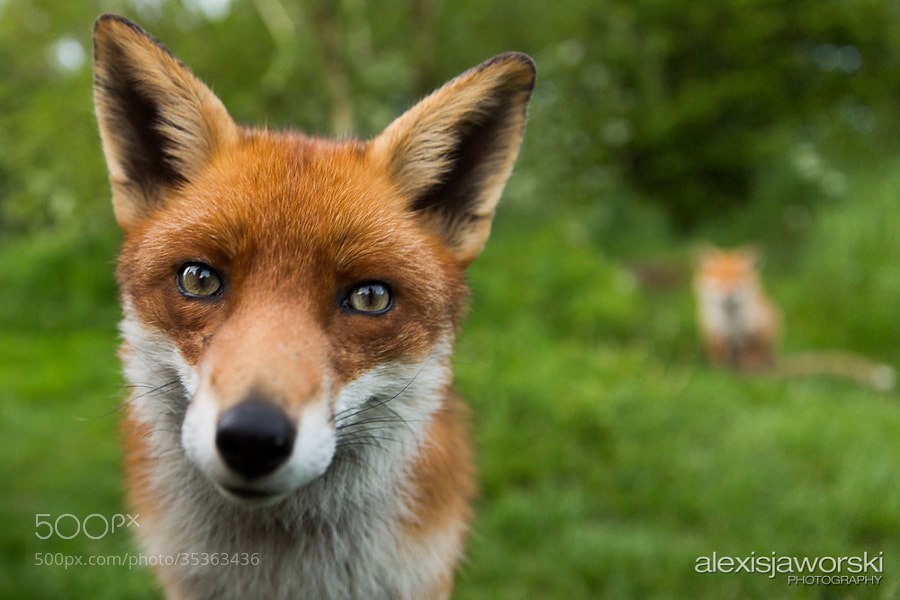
(177, 263), (223, 299)
(344, 283), (392, 315)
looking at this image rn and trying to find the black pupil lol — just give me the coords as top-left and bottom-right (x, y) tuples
(355, 285), (386, 310)
(185, 265), (216, 295)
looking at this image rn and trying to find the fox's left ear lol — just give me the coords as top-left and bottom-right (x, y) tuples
(92, 14), (238, 229)
(371, 53), (535, 267)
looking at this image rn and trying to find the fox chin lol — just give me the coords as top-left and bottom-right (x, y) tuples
(93, 13), (534, 600)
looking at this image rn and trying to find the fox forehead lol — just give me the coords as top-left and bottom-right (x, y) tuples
(120, 130), (468, 299)
(699, 253), (758, 282)
(127, 131), (443, 264)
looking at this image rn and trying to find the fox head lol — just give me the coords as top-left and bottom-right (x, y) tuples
(93, 15), (534, 505)
(694, 246), (766, 326)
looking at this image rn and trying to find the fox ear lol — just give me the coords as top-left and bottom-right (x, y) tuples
(741, 244), (765, 267)
(371, 53), (535, 267)
(92, 14), (238, 229)
(694, 242), (720, 263)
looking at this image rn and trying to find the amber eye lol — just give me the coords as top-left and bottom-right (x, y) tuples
(344, 282), (392, 314)
(176, 263), (223, 299)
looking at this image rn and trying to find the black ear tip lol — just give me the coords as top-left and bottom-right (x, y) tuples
(93, 14), (177, 63)
(497, 51), (536, 73)
(509, 52), (537, 91)
(94, 14), (159, 48)
(478, 52), (537, 93)
(94, 13), (140, 34)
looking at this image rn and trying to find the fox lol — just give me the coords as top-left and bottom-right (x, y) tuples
(92, 14), (534, 600)
(694, 246), (895, 390)
(693, 246), (780, 371)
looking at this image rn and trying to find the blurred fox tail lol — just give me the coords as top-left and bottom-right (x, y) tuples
(773, 351), (896, 392)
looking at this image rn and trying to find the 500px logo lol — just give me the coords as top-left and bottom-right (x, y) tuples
(35, 513), (140, 540)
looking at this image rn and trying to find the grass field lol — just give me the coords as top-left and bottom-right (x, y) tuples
(2, 163), (898, 598)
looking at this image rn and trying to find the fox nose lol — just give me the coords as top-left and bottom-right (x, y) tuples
(216, 400), (296, 480)
(723, 294), (741, 315)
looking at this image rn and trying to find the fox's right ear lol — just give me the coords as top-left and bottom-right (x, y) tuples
(93, 14), (238, 229)
(370, 53), (535, 267)
(739, 244), (764, 266)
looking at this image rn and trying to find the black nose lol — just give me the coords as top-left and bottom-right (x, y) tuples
(216, 400), (296, 480)
(723, 294), (741, 315)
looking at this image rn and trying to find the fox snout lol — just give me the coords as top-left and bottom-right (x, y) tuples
(179, 310), (338, 505)
(722, 293), (743, 317)
(183, 379), (337, 505)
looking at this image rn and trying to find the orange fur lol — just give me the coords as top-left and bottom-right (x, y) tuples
(94, 14), (533, 599)
(402, 392), (474, 533)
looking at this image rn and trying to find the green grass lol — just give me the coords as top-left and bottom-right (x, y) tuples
(2, 165), (899, 598)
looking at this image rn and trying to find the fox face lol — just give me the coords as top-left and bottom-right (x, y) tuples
(94, 13), (534, 512)
(115, 136), (471, 505)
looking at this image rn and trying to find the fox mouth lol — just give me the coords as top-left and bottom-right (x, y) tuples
(217, 483), (290, 506)
(223, 484), (276, 499)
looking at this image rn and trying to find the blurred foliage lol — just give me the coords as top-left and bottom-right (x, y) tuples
(1, 0), (900, 237)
